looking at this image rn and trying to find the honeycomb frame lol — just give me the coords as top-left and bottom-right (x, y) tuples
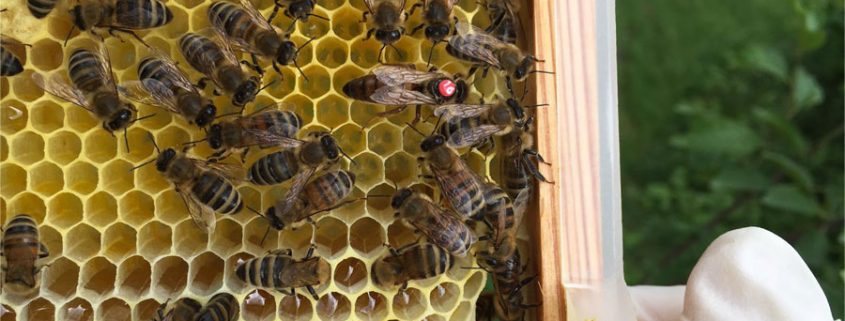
(0, 0), (540, 319)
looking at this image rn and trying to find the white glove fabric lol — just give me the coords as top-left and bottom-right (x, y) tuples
(629, 227), (835, 321)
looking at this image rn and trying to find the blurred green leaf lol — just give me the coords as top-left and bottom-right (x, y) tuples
(762, 184), (823, 215)
(741, 45), (788, 80)
(796, 230), (829, 267)
(793, 67), (824, 109)
(710, 168), (770, 192)
(671, 118), (761, 157)
(752, 108), (810, 155)
(762, 151), (815, 191)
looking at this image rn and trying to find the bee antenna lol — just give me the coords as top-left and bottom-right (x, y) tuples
(404, 123), (426, 137)
(257, 80), (276, 93)
(245, 205), (262, 216)
(529, 70), (555, 75)
(131, 113), (157, 124)
(378, 44), (387, 63)
(260, 225), (272, 247)
(293, 58), (309, 82)
(339, 147), (356, 165)
(389, 44), (403, 59)
(181, 137), (207, 147)
(128, 158), (156, 172)
(307, 13), (329, 21)
(425, 41), (439, 68)
(63, 25), (77, 47)
(124, 129), (130, 153)
(215, 111), (241, 119)
(145, 132), (160, 152)
(295, 37), (316, 55)
(523, 103), (549, 108)
(431, 114), (443, 135)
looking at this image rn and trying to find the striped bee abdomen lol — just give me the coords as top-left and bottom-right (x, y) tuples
(236, 254), (292, 290)
(68, 49), (106, 93)
(113, 0), (173, 28)
(191, 171), (242, 214)
(0, 44), (23, 77)
(341, 75), (386, 102)
(179, 33), (227, 76)
(208, 2), (262, 44)
(411, 244), (453, 279)
(248, 150), (300, 185)
(26, 0), (58, 18)
(138, 57), (179, 90)
(196, 293), (239, 321)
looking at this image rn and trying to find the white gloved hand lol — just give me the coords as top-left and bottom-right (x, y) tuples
(629, 227), (835, 321)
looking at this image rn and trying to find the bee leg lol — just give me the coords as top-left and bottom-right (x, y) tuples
(364, 28), (375, 40)
(241, 59), (264, 76)
(272, 62), (283, 77)
(360, 11), (370, 23)
(411, 105), (423, 124)
(467, 65), (479, 80)
(408, 2), (423, 15)
(306, 285), (320, 300)
(410, 23), (425, 35)
(524, 149), (551, 165)
(108, 27), (150, 48)
(197, 77), (211, 89)
(277, 288), (293, 296)
(523, 153), (553, 183)
(481, 67), (490, 78)
(38, 243), (50, 258)
(268, 0), (284, 23)
(213, 89), (223, 96)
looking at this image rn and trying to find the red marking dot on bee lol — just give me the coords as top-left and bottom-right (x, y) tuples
(438, 80), (457, 97)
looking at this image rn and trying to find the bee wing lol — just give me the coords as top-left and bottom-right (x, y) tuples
(512, 187), (530, 222)
(32, 73), (93, 111)
(189, 159), (247, 183)
(446, 125), (501, 148)
(450, 22), (502, 67)
(118, 79), (181, 113)
(178, 187), (217, 234)
(371, 85), (437, 105)
(96, 45), (118, 92)
(363, 0), (378, 12)
(239, 0), (275, 32)
(247, 129), (305, 148)
(209, 8), (259, 53)
(372, 65), (442, 86)
(147, 49), (198, 93)
(433, 103), (494, 121)
(278, 167), (316, 215)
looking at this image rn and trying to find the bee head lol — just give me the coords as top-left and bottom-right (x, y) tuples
(506, 98), (525, 121)
(513, 56), (536, 80)
(321, 134), (340, 160)
(375, 29), (402, 44)
(155, 148), (176, 172)
(264, 206), (286, 230)
(275, 41), (297, 66)
(194, 103), (217, 127)
(207, 124), (223, 150)
(232, 78), (260, 106)
(420, 135), (446, 152)
(287, 0), (313, 21)
(105, 107), (135, 132)
(390, 188), (413, 209)
(425, 24), (450, 42)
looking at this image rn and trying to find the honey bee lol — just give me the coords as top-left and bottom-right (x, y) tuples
(179, 32), (261, 107)
(208, 0), (313, 78)
(407, 0), (458, 65)
(33, 46), (148, 151)
(1, 214), (50, 293)
(271, 0), (328, 31)
(499, 119), (552, 200)
(417, 133), (487, 220)
(481, 0), (520, 44)
(65, 0), (173, 45)
(204, 107), (302, 161)
(264, 169), (356, 231)
(196, 293), (239, 321)
(26, 0), (58, 18)
(390, 188), (475, 257)
(434, 97), (530, 149)
(134, 135), (245, 234)
(236, 246), (330, 300)
(446, 22), (550, 95)
(475, 293), (496, 321)
(0, 35), (28, 77)
(479, 184), (524, 261)
(119, 51), (217, 128)
(362, 0), (407, 62)
(371, 243), (453, 289)
(246, 131), (343, 186)
(477, 248), (541, 321)
(152, 297), (201, 321)
(342, 64), (468, 124)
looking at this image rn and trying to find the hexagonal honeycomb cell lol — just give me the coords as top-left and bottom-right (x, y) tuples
(0, 0), (546, 318)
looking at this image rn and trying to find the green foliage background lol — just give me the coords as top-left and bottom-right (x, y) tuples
(617, 0), (844, 316)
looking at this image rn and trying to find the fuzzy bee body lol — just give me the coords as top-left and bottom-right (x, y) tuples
(196, 293), (239, 321)
(152, 297), (202, 321)
(391, 188), (475, 257)
(0, 37), (24, 77)
(27, 0), (58, 18)
(434, 98), (526, 149)
(179, 32), (260, 106)
(419, 135), (487, 220)
(236, 249), (330, 299)
(371, 243), (453, 288)
(207, 109), (302, 160)
(247, 149), (300, 185)
(70, 0), (172, 31)
(483, 0), (520, 44)
(342, 64), (468, 106)
(1, 214), (49, 293)
(480, 184), (521, 260)
(247, 131), (341, 188)
(265, 169), (355, 230)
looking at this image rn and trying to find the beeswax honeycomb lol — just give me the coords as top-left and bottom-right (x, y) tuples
(0, 0), (538, 319)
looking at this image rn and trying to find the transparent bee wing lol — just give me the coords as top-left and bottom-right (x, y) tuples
(278, 167), (316, 215)
(433, 103), (494, 121)
(119, 79), (181, 113)
(96, 44), (118, 92)
(450, 22), (503, 67)
(180, 188), (217, 234)
(146, 49), (198, 93)
(190, 158), (247, 183)
(512, 187), (530, 221)
(446, 124), (501, 148)
(209, 6), (259, 53)
(239, 0), (275, 32)
(363, 0), (378, 12)
(370, 85), (437, 105)
(372, 65), (442, 86)
(32, 73), (92, 111)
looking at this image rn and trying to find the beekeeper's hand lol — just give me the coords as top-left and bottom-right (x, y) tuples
(629, 227), (835, 321)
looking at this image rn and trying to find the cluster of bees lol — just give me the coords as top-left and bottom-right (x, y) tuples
(1, 0), (553, 319)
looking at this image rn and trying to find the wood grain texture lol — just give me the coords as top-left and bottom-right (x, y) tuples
(531, 0), (605, 319)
